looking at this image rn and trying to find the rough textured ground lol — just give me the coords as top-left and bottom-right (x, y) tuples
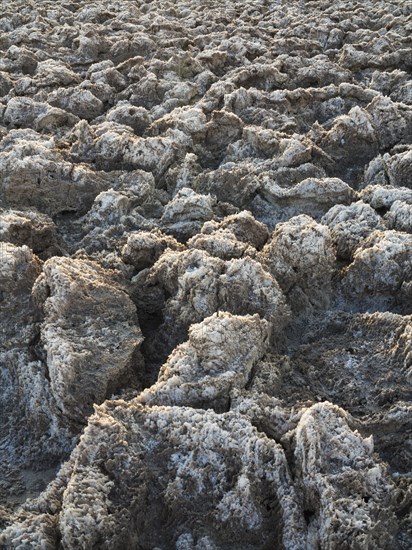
(0, 0), (411, 548)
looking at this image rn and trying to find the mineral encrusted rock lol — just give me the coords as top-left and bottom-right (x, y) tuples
(187, 211), (269, 260)
(259, 215), (336, 313)
(137, 248), (290, 368)
(57, 404), (307, 550)
(0, 208), (60, 258)
(137, 312), (270, 410)
(342, 230), (412, 311)
(122, 229), (185, 272)
(1, 0), (412, 548)
(293, 402), (397, 549)
(321, 200), (386, 260)
(33, 257), (144, 422)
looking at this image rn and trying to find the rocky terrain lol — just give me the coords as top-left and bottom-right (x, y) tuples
(0, 0), (411, 548)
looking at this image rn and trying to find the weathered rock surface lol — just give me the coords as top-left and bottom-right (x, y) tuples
(122, 229), (185, 272)
(0, 130), (113, 216)
(0, 209), (61, 258)
(138, 312), (270, 410)
(187, 210), (269, 260)
(0, 243), (42, 348)
(0, 245), (71, 508)
(136, 248), (290, 370)
(1, 0), (412, 547)
(260, 177), (356, 224)
(342, 230), (412, 312)
(293, 402), (397, 549)
(26, 403), (307, 550)
(259, 215), (336, 313)
(33, 257), (144, 422)
(321, 200), (386, 260)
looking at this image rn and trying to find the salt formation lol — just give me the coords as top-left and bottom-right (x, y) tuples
(33, 257), (144, 422)
(0, 0), (411, 548)
(137, 312), (270, 409)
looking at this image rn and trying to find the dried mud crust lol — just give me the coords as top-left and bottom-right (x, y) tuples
(0, 0), (411, 548)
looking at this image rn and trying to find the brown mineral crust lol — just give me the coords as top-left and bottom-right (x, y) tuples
(33, 256), (145, 422)
(1, 0), (412, 548)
